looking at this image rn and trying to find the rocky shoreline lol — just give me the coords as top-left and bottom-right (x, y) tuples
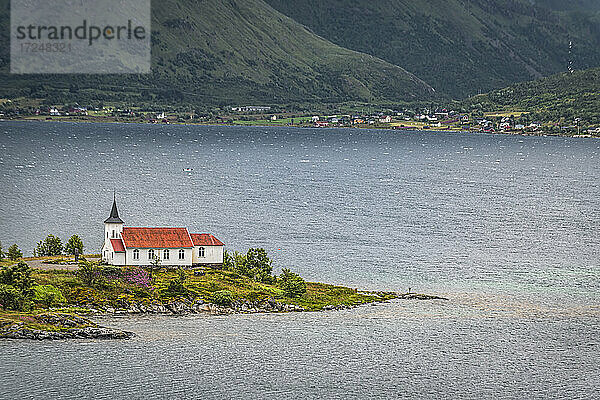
(76, 292), (444, 316)
(0, 313), (135, 341)
(1, 293), (447, 341)
(83, 298), (314, 315)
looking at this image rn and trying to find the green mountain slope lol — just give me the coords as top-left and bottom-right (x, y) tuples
(0, 0), (435, 107)
(265, 0), (600, 98)
(463, 67), (600, 123)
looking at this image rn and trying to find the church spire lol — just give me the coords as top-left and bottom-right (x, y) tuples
(104, 192), (124, 224)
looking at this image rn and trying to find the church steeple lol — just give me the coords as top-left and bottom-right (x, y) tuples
(104, 192), (124, 224)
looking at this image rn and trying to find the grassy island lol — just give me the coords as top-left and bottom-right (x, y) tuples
(1, 249), (408, 339)
(29, 266), (397, 312)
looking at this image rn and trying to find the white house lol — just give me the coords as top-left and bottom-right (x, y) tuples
(101, 196), (224, 267)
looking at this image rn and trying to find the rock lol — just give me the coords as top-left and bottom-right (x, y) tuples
(1, 322), (135, 341)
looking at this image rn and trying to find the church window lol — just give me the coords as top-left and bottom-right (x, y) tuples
(112, 230), (116, 238)
(198, 247), (205, 258)
(148, 249), (155, 260)
(163, 249), (170, 260)
(133, 249), (139, 260)
(179, 249), (185, 260)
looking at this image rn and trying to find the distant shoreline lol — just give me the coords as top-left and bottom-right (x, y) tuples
(2, 117), (597, 139)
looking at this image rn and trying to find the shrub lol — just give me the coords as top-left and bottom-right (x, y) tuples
(7, 244), (23, 261)
(0, 284), (23, 310)
(244, 290), (266, 303)
(0, 261), (35, 299)
(34, 235), (63, 257)
(279, 268), (306, 298)
(211, 289), (233, 306)
(33, 285), (66, 308)
(65, 235), (84, 256)
(99, 266), (123, 280)
(77, 260), (101, 286)
(164, 269), (188, 296)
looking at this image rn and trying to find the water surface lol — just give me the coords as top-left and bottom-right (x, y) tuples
(0, 121), (598, 398)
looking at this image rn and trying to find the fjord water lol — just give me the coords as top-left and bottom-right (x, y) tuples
(0, 121), (598, 398)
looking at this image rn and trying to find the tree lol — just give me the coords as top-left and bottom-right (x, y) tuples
(224, 248), (275, 283)
(0, 240), (4, 261)
(223, 249), (235, 270)
(34, 235), (63, 256)
(65, 235), (84, 256)
(0, 261), (35, 310)
(0, 284), (23, 310)
(279, 268), (306, 298)
(243, 248), (273, 283)
(7, 244), (23, 261)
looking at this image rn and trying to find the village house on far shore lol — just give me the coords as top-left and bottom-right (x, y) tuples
(101, 196), (224, 267)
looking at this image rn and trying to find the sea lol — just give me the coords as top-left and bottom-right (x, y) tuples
(0, 121), (598, 399)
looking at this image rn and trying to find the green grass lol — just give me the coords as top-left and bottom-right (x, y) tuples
(24, 267), (395, 312)
(2, 264), (398, 333)
(295, 282), (396, 311)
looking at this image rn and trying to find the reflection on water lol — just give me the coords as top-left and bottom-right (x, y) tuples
(0, 121), (599, 397)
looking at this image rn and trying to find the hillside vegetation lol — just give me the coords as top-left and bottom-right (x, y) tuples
(266, 0), (600, 98)
(463, 67), (600, 124)
(0, 0), (434, 107)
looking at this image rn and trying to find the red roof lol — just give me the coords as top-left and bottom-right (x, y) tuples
(121, 227), (194, 248)
(110, 238), (125, 252)
(190, 233), (224, 246)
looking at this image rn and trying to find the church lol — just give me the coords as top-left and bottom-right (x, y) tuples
(101, 196), (224, 267)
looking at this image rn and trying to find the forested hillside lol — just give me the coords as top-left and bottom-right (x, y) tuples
(266, 0), (600, 98)
(464, 67), (600, 123)
(0, 0), (435, 108)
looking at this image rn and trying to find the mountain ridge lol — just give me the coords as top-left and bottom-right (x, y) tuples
(265, 0), (600, 98)
(0, 0), (436, 107)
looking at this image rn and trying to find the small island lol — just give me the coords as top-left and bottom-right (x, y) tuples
(0, 251), (445, 340)
(0, 198), (446, 340)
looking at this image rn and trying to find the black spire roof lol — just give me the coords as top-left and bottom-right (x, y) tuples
(104, 193), (124, 224)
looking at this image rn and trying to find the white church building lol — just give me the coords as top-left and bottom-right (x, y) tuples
(101, 196), (224, 267)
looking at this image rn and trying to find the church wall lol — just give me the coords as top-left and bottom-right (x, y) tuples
(113, 252), (126, 266)
(193, 245), (224, 264)
(123, 247), (193, 267)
